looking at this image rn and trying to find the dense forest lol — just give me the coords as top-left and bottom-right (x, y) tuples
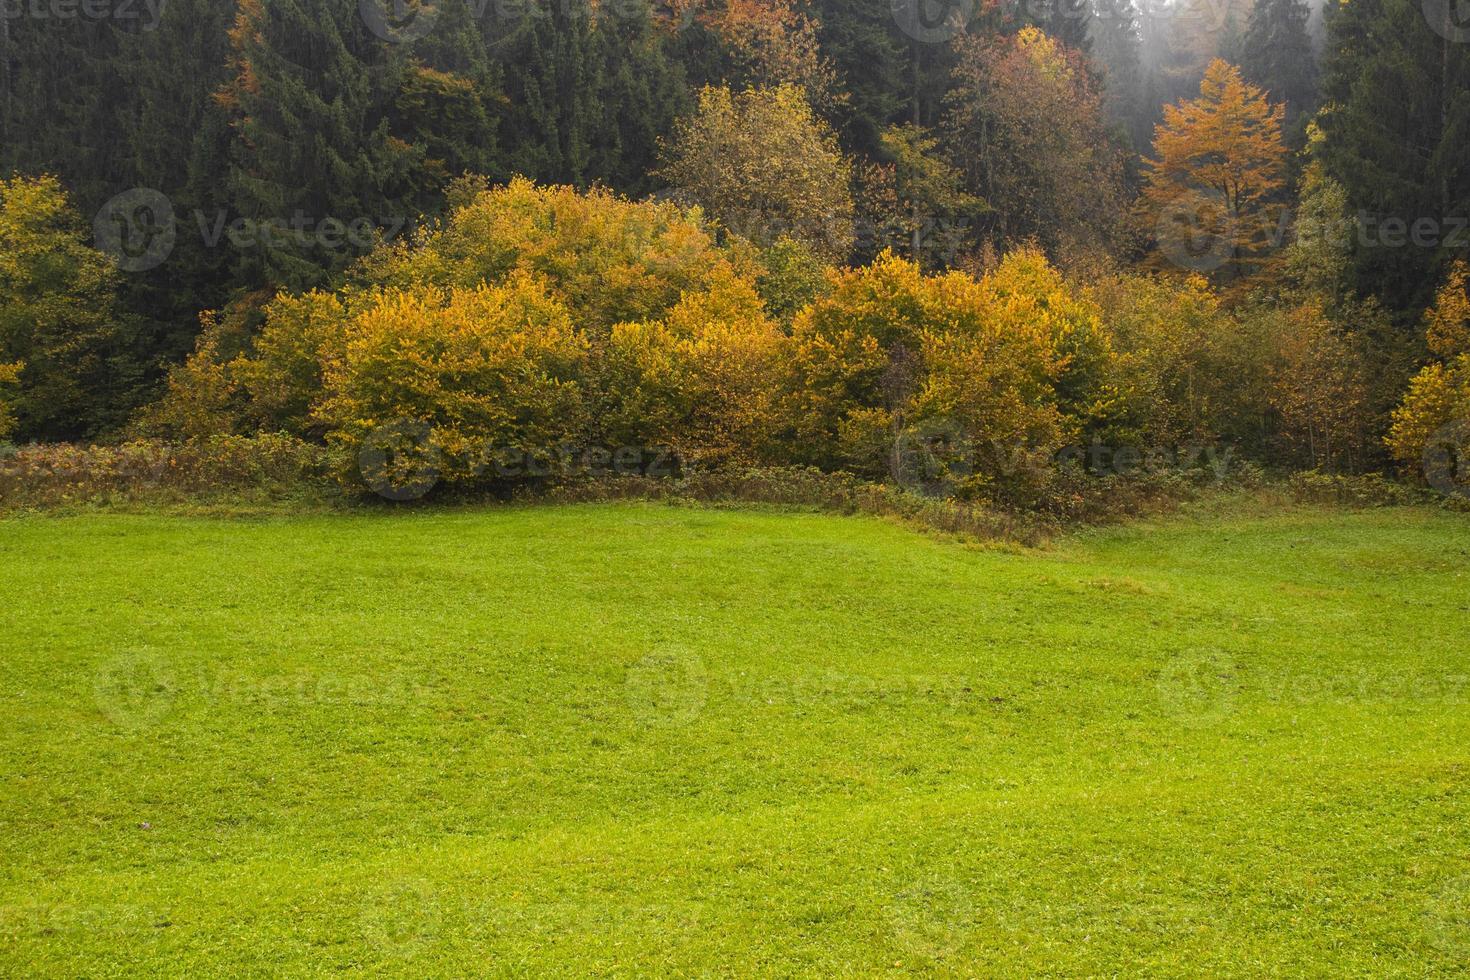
(0, 0), (1466, 501)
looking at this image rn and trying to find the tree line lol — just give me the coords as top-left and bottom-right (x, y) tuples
(0, 0), (1465, 494)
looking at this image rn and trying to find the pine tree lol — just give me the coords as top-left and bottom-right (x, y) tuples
(1088, 0), (1149, 149)
(1238, 0), (1318, 137)
(218, 0), (501, 292)
(494, 0), (684, 193)
(1318, 0), (1470, 317)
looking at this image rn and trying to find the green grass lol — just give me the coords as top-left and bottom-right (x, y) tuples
(2, 501), (1469, 976)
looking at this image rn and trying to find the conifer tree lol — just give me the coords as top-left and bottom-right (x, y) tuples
(1318, 0), (1470, 316)
(1238, 0), (1318, 136)
(218, 0), (500, 291)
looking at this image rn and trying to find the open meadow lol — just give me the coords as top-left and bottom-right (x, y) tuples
(2, 501), (1468, 974)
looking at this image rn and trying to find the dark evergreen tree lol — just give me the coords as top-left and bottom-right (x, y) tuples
(590, 3), (691, 195)
(1318, 0), (1470, 317)
(1088, 0), (1149, 149)
(491, 0), (687, 193)
(1238, 0), (1318, 137)
(814, 0), (951, 154)
(217, 0), (501, 291)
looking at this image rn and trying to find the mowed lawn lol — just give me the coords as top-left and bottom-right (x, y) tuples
(2, 502), (1469, 976)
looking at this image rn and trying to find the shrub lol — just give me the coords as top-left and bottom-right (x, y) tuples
(0, 360), (21, 440)
(1091, 273), (1273, 452)
(1286, 470), (1425, 508)
(1385, 357), (1470, 493)
(785, 250), (1071, 504)
(594, 275), (788, 468)
(349, 177), (741, 336)
(0, 434), (327, 510)
(1268, 301), (1372, 472)
(0, 174), (140, 440)
(754, 236), (830, 325)
(232, 291), (348, 436)
(317, 276), (590, 494)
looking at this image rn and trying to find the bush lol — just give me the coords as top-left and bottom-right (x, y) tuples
(1268, 300), (1372, 473)
(349, 177), (743, 336)
(1091, 273), (1273, 452)
(0, 434), (327, 510)
(1286, 470), (1425, 508)
(0, 175), (141, 440)
(123, 181), (1434, 517)
(784, 250), (1076, 505)
(317, 277), (590, 494)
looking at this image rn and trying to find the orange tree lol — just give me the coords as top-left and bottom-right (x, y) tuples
(1137, 60), (1288, 289)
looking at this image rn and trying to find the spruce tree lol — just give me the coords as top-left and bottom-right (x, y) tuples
(1238, 0), (1318, 136)
(218, 0), (501, 291)
(1318, 0), (1470, 316)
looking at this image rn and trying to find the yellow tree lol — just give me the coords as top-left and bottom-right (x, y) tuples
(1386, 261), (1470, 492)
(701, 0), (845, 113)
(1138, 59), (1288, 288)
(659, 85), (854, 262)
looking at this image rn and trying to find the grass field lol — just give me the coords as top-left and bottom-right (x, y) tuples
(2, 501), (1469, 975)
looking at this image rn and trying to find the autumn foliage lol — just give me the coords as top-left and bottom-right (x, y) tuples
(1138, 60), (1288, 289)
(1386, 262), (1470, 490)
